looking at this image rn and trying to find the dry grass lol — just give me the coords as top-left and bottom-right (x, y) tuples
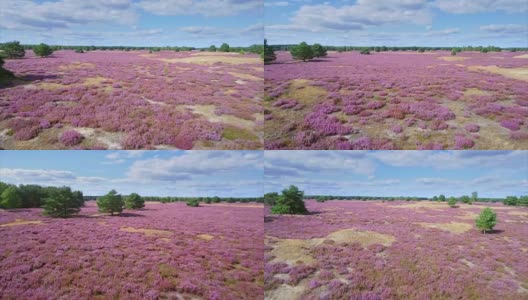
(191, 52), (240, 56)
(228, 71), (262, 81)
(58, 62), (95, 70)
(464, 88), (491, 97)
(438, 56), (470, 62)
(468, 65), (528, 82)
(0, 219), (43, 227)
(514, 54), (528, 59)
(288, 79), (327, 106)
(415, 222), (473, 234)
(508, 211), (528, 217)
(83, 76), (110, 86)
(185, 104), (255, 129)
(389, 202), (449, 209)
(197, 234), (214, 241)
(38, 82), (69, 90)
(156, 56), (260, 65)
(456, 212), (479, 220)
(265, 283), (306, 300)
(120, 226), (172, 237)
(326, 229), (395, 247)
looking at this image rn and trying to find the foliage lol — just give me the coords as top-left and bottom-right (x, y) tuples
(97, 190), (124, 215)
(271, 185), (308, 214)
(1, 41), (25, 59)
(360, 48), (370, 55)
(459, 195), (472, 204)
(503, 196), (518, 206)
(448, 197), (457, 207)
(219, 43), (230, 52)
(438, 194), (446, 202)
(475, 207), (497, 233)
(1, 186), (22, 208)
(33, 43), (54, 57)
(263, 39), (276, 64)
(264, 192), (279, 206)
(0, 57), (14, 79)
(208, 45), (217, 52)
(290, 42), (314, 61)
(42, 186), (81, 217)
(312, 43), (327, 57)
(471, 191), (478, 203)
(125, 193), (144, 209)
(186, 198), (200, 207)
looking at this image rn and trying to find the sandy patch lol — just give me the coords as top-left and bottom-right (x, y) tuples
(508, 211), (528, 217)
(464, 88), (491, 97)
(288, 79), (327, 106)
(156, 56), (260, 65)
(228, 72), (262, 81)
(83, 76), (110, 86)
(326, 229), (395, 246)
(74, 127), (123, 149)
(265, 283), (306, 300)
(438, 56), (470, 62)
(0, 219), (43, 227)
(58, 62), (95, 70)
(197, 234), (214, 241)
(514, 54), (528, 59)
(468, 65), (528, 82)
(37, 82), (69, 90)
(185, 105), (255, 129)
(415, 222), (473, 234)
(120, 226), (172, 237)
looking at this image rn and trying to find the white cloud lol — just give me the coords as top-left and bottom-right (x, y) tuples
(435, 0), (528, 13)
(0, 168), (76, 182)
(480, 24), (528, 34)
(137, 0), (262, 17)
(264, 1), (289, 7)
(425, 28), (460, 36)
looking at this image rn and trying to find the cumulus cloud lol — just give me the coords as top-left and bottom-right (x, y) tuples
(435, 0), (528, 13)
(137, 0), (262, 17)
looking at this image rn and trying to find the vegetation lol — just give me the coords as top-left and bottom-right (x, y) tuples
(208, 45), (217, 52)
(124, 192), (144, 209)
(271, 185), (308, 215)
(42, 187), (82, 217)
(448, 197), (457, 208)
(290, 42), (314, 61)
(97, 190), (124, 216)
(1, 186), (22, 209)
(0, 182), (84, 210)
(438, 194), (446, 202)
(219, 43), (230, 52)
(503, 195), (528, 207)
(312, 43), (327, 57)
(360, 48), (370, 55)
(0, 57), (14, 80)
(264, 192), (279, 206)
(475, 207), (497, 233)
(0, 41), (25, 59)
(263, 39), (276, 64)
(186, 198), (200, 207)
(33, 43), (53, 57)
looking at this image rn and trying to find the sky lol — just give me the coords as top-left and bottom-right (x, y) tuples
(265, 0), (528, 47)
(0, 0), (263, 47)
(0, 151), (263, 197)
(264, 151), (528, 198)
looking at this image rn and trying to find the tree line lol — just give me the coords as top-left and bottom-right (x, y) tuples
(270, 44), (526, 53)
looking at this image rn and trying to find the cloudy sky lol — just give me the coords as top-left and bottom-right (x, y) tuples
(0, 151), (263, 197)
(0, 0), (263, 47)
(265, 151), (528, 198)
(266, 0), (528, 47)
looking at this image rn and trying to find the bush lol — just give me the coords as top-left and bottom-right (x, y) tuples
(125, 193), (144, 209)
(75, 48), (84, 53)
(360, 48), (370, 55)
(264, 192), (279, 206)
(312, 43), (327, 57)
(503, 196), (518, 206)
(1, 41), (25, 59)
(33, 43), (53, 57)
(42, 187), (81, 217)
(290, 42), (314, 61)
(97, 190), (124, 215)
(448, 197), (457, 207)
(271, 185), (308, 215)
(0, 186), (22, 208)
(219, 43), (230, 52)
(438, 194), (446, 202)
(475, 207), (497, 233)
(0, 57), (14, 79)
(60, 130), (84, 146)
(186, 198), (199, 207)
(263, 39), (276, 64)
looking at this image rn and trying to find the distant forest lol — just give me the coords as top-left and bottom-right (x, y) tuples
(270, 44), (528, 52)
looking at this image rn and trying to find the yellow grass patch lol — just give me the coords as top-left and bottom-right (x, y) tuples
(185, 105), (255, 129)
(415, 222), (473, 234)
(38, 82), (69, 90)
(514, 54), (528, 59)
(468, 65), (528, 82)
(0, 219), (43, 227)
(156, 56), (260, 65)
(197, 234), (214, 241)
(228, 71), (262, 81)
(438, 56), (470, 62)
(456, 212), (479, 220)
(83, 76), (109, 86)
(464, 88), (491, 97)
(326, 229), (395, 247)
(508, 211), (528, 217)
(120, 226), (172, 237)
(287, 79), (327, 106)
(58, 62), (95, 70)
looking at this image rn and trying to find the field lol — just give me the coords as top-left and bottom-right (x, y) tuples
(0, 50), (263, 149)
(265, 200), (528, 299)
(0, 201), (264, 299)
(264, 51), (528, 149)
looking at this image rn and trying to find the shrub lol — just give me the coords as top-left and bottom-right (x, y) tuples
(271, 185), (308, 215)
(264, 192), (279, 206)
(60, 130), (84, 146)
(439, 194), (446, 202)
(125, 193), (144, 209)
(42, 187), (81, 218)
(448, 197), (457, 207)
(33, 43), (54, 57)
(97, 190), (124, 215)
(503, 196), (518, 206)
(312, 43), (327, 58)
(290, 42), (314, 61)
(186, 198), (199, 207)
(459, 195), (472, 204)
(0, 186), (22, 208)
(475, 207), (497, 233)
(263, 39), (276, 64)
(1, 41), (25, 58)
(219, 43), (230, 52)
(360, 48), (370, 55)
(0, 57), (14, 79)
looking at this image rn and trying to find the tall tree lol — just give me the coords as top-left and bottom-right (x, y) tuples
(0, 186), (22, 208)
(263, 39), (276, 64)
(1, 41), (25, 58)
(271, 185), (308, 214)
(97, 190), (124, 216)
(42, 187), (81, 218)
(219, 43), (230, 52)
(33, 43), (54, 57)
(125, 193), (144, 209)
(312, 43), (327, 57)
(290, 42), (314, 62)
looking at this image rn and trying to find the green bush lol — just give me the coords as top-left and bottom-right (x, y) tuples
(503, 196), (518, 206)
(125, 193), (144, 209)
(475, 207), (497, 233)
(0, 186), (22, 208)
(264, 192), (279, 206)
(290, 42), (314, 61)
(1, 41), (25, 59)
(271, 185), (308, 215)
(42, 187), (81, 218)
(312, 43), (327, 57)
(448, 197), (457, 207)
(97, 190), (124, 215)
(263, 39), (276, 64)
(186, 198), (199, 207)
(33, 43), (53, 57)
(360, 48), (370, 55)
(219, 43), (230, 52)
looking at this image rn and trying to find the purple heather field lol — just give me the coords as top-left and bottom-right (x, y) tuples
(0, 50), (263, 150)
(0, 201), (264, 299)
(264, 51), (528, 150)
(265, 200), (528, 300)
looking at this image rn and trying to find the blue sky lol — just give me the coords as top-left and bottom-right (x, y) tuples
(0, 151), (263, 197)
(265, 151), (528, 198)
(265, 0), (528, 47)
(0, 0), (263, 47)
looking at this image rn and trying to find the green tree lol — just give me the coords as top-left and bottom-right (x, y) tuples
(264, 192), (279, 206)
(271, 185), (308, 215)
(18, 184), (44, 208)
(1, 41), (25, 58)
(72, 190), (84, 207)
(97, 190), (124, 216)
(186, 198), (199, 207)
(471, 191), (478, 203)
(42, 187), (81, 218)
(312, 43), (327, 57)
(33, 43), (53, 57)
(219, 43), (230, 52)
(209, 45), (217, 52)
(360, 48), (370, 55)
(212, 196), (221, 203)
(263, 39), (276, 64)
(432, 196), (438, 201)
(0, 186), (22, 208)
(204, 197), (212, 204)
(290, 42), (314, 62)
(459, 195), (471, 204)
(518, 196), (528, 207)
(475, 207), (497, 233)
(448, 197), (457, 208)
(503, 196), (518, 206)
(0, 57), (14, 79)
(451, 48), (457, 56)
(439, 194), (446, 202)
(125, 193), (144, 209)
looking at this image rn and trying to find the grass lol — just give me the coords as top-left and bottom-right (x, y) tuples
(414, 222), (473, 234)
(0, 219), (43, 227)
(119, 226), (172, 237)
(223, 126), (259, 141)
